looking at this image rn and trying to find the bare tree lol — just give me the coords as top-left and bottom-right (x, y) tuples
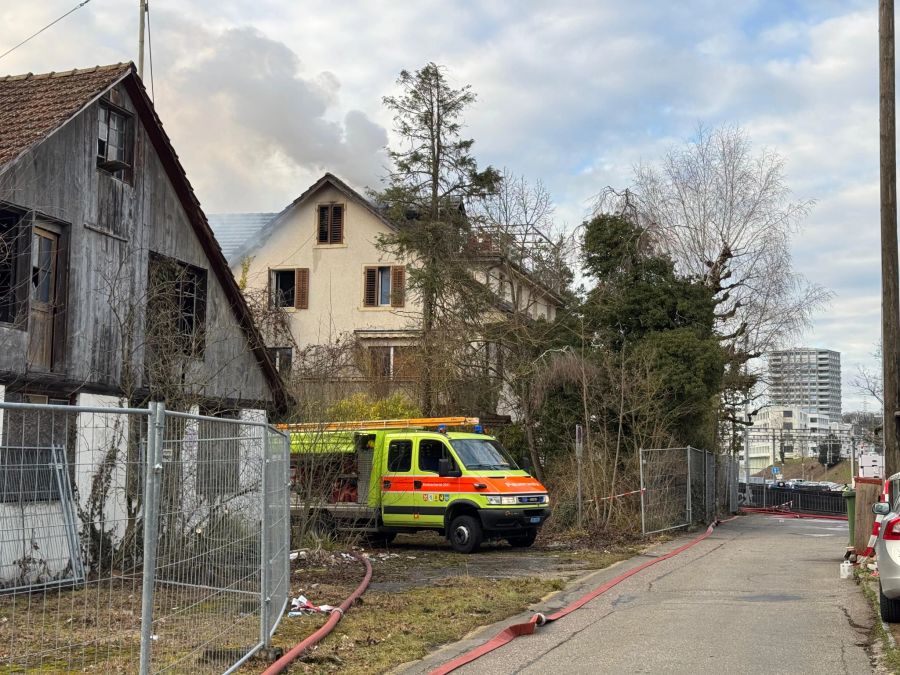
(633, 125), (828, 357)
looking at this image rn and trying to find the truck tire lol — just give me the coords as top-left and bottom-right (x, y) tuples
(507, 529), (537, 548)
(881, 583), (900, 623)
(449, 514), (483, 554)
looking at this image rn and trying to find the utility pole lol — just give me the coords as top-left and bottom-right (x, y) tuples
(138, 0), (146, 79)
(881, 0), (900, 479)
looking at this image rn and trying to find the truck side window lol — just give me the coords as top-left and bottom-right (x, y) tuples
(419, 439), (452, 473)
(387, 440), (412, 472)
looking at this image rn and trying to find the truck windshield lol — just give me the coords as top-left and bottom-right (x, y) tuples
(450, 439), (519, 471)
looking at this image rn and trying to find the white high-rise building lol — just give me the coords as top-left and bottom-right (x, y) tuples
(767, 348), (841, 421)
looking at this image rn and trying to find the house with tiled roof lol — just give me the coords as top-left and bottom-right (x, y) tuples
(0, 63), (287, 412)
(209, 173), (563, 410)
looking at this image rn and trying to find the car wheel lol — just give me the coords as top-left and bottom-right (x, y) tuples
(507, 529), (538, 548)
(880, 583), (900, 623)
(448, 515), (483, 554)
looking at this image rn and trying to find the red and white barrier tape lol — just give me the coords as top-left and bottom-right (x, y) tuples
(596, 488), (645, 502)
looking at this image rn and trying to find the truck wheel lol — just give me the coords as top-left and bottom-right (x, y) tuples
(507, 529), (537, 548)
(449, 515), (483, 554)
(881, 583), (900, 623)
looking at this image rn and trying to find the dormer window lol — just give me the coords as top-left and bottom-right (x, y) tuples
(317, 204), (344, 244)
(97, 100), (133, 181)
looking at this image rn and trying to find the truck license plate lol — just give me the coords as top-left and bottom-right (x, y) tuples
(530, 516), (541, 524)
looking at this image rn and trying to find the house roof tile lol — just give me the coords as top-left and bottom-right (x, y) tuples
(207, 212), (278, 264)
(0, 63), (132, 169)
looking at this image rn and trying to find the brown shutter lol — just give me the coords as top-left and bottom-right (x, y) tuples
(330, 205), (344, 244)
(391, 266), (406, 307)
(317, 206), (329, 243)
(294, 268), (309, 309)
(363, 267), (378, 307)
(266, 268), (273, 308)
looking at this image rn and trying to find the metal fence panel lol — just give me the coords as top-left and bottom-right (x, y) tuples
(0, 400), (290, 674)
(641, 446), (738, 535)
(640, 447), (690, 535)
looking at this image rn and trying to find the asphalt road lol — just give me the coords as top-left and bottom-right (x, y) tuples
(409, 515), (876, 674)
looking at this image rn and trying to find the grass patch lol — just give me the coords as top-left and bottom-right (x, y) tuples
(267, 576), (563, 674)
(857, 570), (900, 673)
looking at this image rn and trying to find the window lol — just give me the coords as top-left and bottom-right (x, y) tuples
(269, 347), (293, 374)
(271, 268), (309, 309)
(387, 439), (412, 472)
(366, 345), (417, 380)
(317, 204), (344, 244)
(784, 422), (793, 430)
(419, 439), (454, 473)
(147, 254), (208, 357)
(363, 265), (405, 307)
(783, 410), (793, 418)
(271, 268), (308, 309)
(0, 209), (26, 326)
(97, 101), (133, 181)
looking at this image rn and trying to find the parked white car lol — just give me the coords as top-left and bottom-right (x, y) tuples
(874, 482), (900, 622)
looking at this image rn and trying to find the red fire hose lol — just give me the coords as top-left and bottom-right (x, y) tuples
(262, 553), (373, 675)
(741, 506), (847, 521)
(429, 517), (738, 675)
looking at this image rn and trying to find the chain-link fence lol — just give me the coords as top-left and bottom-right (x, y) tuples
(639, 446), (738, 535)
(0, 400), (290, 674)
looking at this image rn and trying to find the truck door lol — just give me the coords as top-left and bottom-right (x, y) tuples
(381, 438), (416, 527)
(416, 438), (460, 527)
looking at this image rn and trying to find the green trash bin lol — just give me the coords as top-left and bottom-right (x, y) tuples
(843, 489), (856, 548)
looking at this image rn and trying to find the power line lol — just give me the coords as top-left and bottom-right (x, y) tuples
(0, 0), (93, 63)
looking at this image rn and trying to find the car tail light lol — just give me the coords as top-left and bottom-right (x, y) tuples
(884, 517), (900, 540)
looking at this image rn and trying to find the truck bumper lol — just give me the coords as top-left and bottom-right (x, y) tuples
(478, 506), (551, 532)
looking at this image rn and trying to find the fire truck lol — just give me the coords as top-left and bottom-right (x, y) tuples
(280, 417), (551, 553)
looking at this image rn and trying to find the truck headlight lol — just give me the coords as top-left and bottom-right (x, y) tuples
(501, 496), (517, 505)
(486, 495), (502, 505)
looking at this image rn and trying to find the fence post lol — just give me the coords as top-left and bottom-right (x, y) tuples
(686, 447), (693, 525)
(639, 448), (646, 535)
(139, 401), (165, 675)
(260, 427), (271, 647)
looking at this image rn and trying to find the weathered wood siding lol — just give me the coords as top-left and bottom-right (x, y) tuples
(0, 83), (273, 405)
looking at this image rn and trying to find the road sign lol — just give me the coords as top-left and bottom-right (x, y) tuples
(772, 466), (781, 475)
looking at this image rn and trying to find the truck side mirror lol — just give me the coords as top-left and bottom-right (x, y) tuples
(874, 502), (892, 516)
(438, 457), (461, 478)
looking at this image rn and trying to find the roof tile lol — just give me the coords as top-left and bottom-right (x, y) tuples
(0, 63), (132, 168)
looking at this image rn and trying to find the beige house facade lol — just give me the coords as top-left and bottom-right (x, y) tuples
(210, 173), (563, 404)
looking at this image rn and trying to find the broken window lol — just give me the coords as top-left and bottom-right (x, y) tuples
(269, 347), (293, 374)
(317, 204), (344, 244)
(0, 209), (27, 326)
(270, 269), (308, 309)
(97, 101), (134, 181)
(147, 254), (208, 357)
(363, 265), (405, 307)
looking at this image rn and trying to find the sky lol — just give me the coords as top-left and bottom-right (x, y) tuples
(0, 0), (885, 411)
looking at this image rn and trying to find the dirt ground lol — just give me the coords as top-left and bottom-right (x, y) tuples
(254, 533), (639, 674)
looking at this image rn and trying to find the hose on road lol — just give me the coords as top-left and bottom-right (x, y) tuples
(262, 552), (373, 675)
(429, 517), (737, 675)
(740, 506), (847, 520)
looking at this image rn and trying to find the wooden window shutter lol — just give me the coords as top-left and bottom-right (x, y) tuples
(317, 206), (329, 243)
(363, 267), (378, 307)
(330, 205), (344, 244)
(391, 266), (406, 307)
(294, 268), (309, 309)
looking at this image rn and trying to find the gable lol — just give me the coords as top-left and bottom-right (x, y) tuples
(231, 173), (395, 261)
